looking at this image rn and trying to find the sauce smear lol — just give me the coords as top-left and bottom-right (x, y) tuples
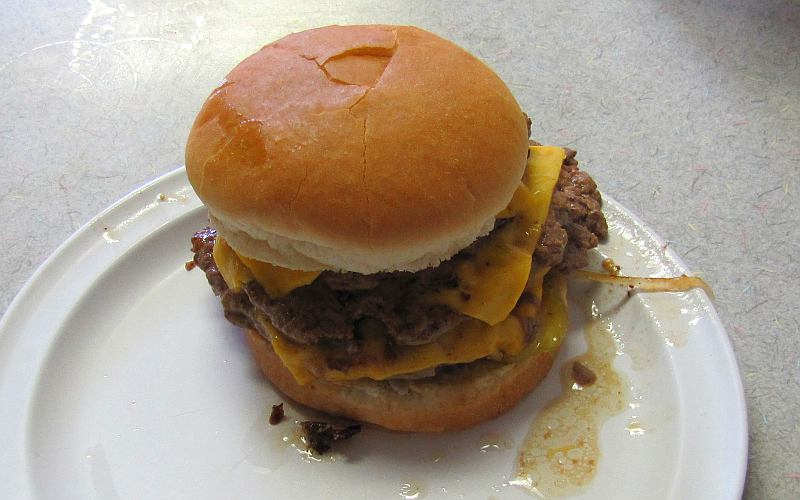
(511, 315), (629, 496)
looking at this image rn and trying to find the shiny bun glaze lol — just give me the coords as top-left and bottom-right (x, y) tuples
(185, 25), (530, 273)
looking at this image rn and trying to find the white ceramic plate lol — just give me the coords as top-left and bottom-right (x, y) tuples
(0, 168), (746, 500)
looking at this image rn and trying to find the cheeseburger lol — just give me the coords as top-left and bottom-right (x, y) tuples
(187, 25), (607, 432)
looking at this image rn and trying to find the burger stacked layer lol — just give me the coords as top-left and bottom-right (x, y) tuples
(190, 145), (606, 430)
(186, 25), (607, 431)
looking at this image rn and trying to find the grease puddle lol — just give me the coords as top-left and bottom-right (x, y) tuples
(511, 313), (629, 497)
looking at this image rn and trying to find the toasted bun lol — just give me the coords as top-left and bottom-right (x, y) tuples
(186, 25), (529, 273)
(245, 329), (558, 432)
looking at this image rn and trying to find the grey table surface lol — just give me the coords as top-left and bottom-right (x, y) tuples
(1, 0), (797, 498)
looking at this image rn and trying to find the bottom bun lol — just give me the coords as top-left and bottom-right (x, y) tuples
(245, 328), (560, 432)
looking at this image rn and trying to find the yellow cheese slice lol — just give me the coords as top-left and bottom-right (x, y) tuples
(268, 275), (568, 384)
(514, 265), (551, 319)
(533, 274), (569, 352)
(237, 254), (320, 297)
(212, 237), (320, 297)
(427, 146), (564, 325)
(212, 236), (255, 291)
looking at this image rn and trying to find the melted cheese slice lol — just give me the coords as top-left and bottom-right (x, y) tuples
(213, 145), (563, 310)
(212, 237), (320, 297)
(425, 145), (564, 325)
(269, 275), (568, 384)
(214, 145), (567, 385)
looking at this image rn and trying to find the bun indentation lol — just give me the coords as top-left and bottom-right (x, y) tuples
(323, 53), (392, 87)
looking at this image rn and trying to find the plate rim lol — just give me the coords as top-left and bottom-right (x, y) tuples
(0, 166), (748, 499)
(600, 195), (748, 499)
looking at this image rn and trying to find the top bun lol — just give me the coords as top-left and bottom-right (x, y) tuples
(186, 25), (529, 273)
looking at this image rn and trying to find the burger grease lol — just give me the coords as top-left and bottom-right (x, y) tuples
(187, 25), (607, 432)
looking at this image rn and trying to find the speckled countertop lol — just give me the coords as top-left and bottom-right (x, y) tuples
(1, 0), (797, 498)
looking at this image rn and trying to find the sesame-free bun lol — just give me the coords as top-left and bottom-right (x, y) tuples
(245, 328), (558, 433)
(186, 25), (529, 273)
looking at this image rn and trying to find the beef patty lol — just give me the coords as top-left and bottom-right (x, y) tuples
(191, 147), (607, 350)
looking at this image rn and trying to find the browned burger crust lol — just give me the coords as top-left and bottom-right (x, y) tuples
(245, 328), (558, 432)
